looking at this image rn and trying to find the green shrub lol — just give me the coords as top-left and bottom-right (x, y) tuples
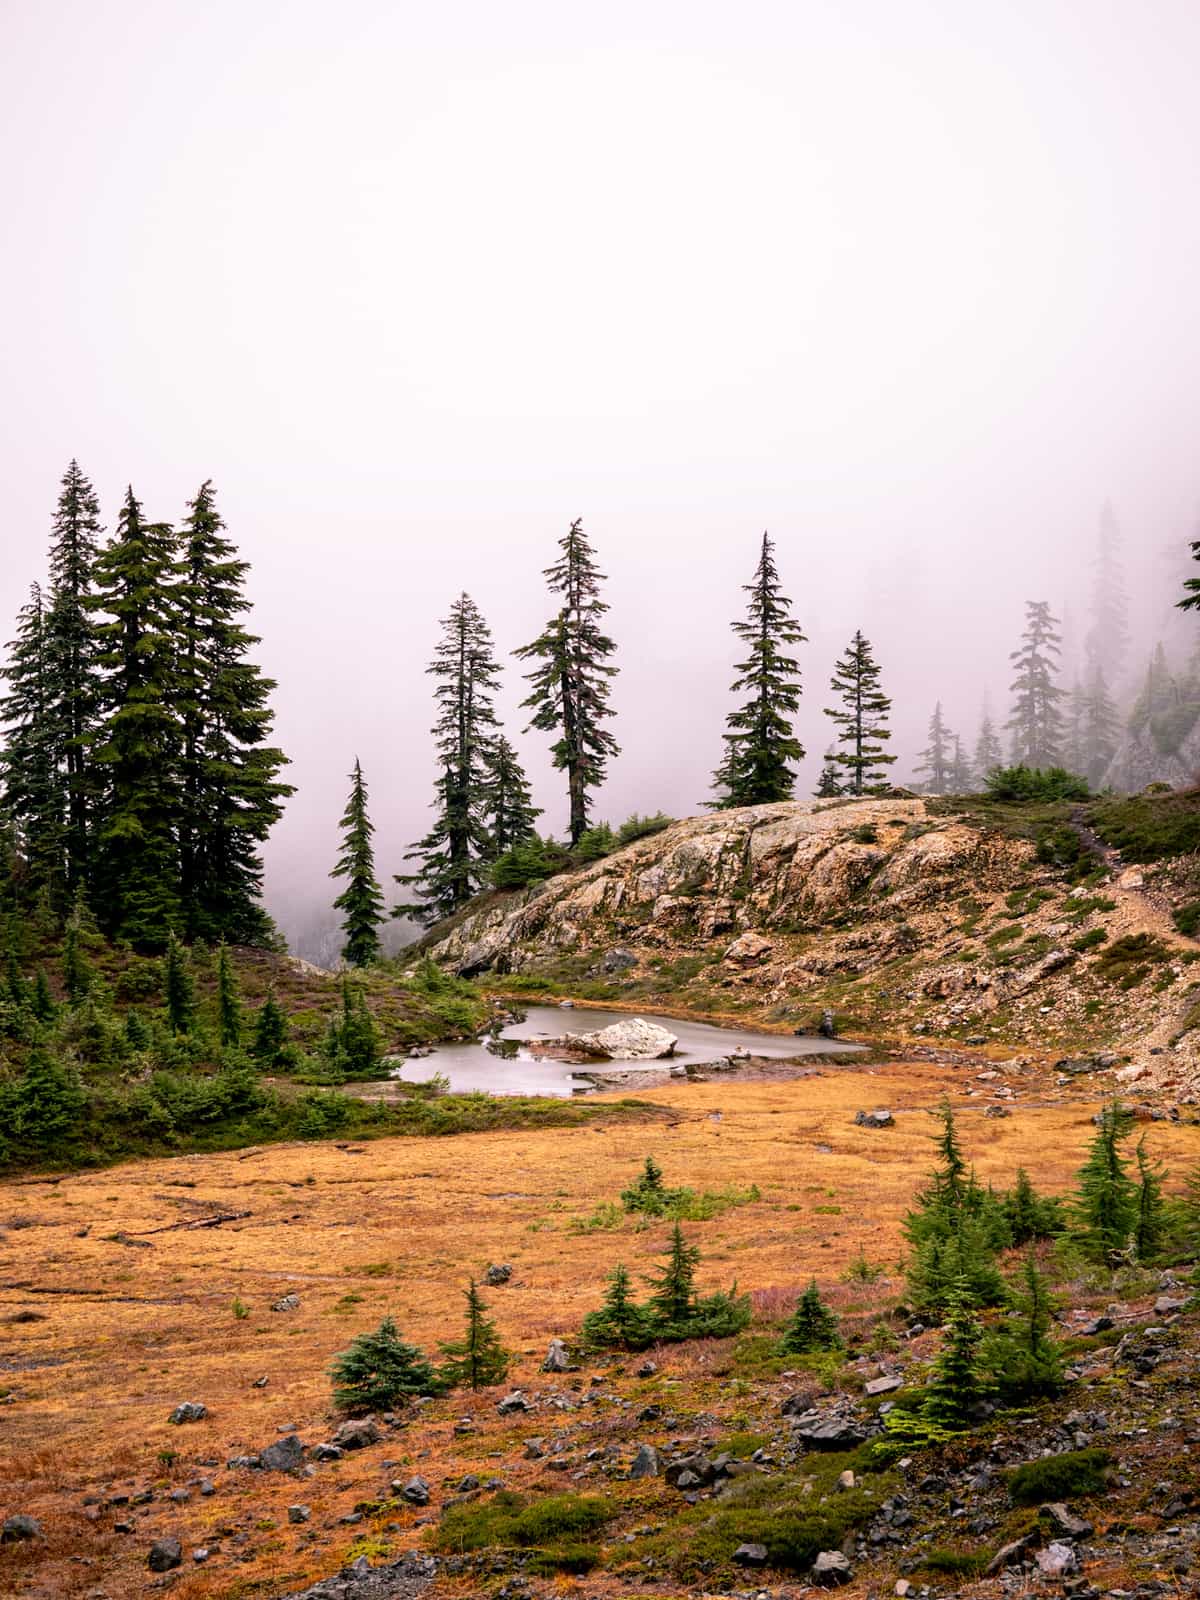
(1071, 927), (1108, 952)
(1089, 791), (1200, 862)
(1094, 933), (1170, 989)
(985, 765), (1090, 802)
(1007, 1448), (1112, 1506)
(1175, 901), (1200, 937)
(615, 811), (675, 846)
(432, 1491), (614, 1572)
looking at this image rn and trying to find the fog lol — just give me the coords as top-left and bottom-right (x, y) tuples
(3, 0), (1200, 955)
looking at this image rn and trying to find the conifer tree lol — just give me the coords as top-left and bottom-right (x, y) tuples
(920, 1281), (987, 1431)
(516, 521), (619, 844)
(1007, 601), (1065, 768)
(7, 1045), (86, 1155)
(1079, 666), (1120, 786)
(1003, 1168), (1063, 1245)
(822, 630), (895, 794)
(973, 707), (1003, 780)
(983, 1252), (1063, 1402)
(779, 1280), (843, 1354)
(0, 584), (61, 899)
(401, 595), (501, 919)
(331, 759), (385, 966)
(1073, 1100), (1137, 1260)
(648, 1221), (701, 1327)
(252, 989), (288, 1065)
(439, 1280), (510, 1390)
(949, 735), (973, 793)
(61, 919), (90, 1003)
(814, 758), (843, 798)
(30, 968), (55, 1023)
(43, 460), (104, 892)
(710, 532), (806, 808)
(1086, 503), (1131, 685)
(904, 1100), (1009, 1315)
(331, 1316), (441, 1413)
(580, 1262), (654, 1349)
(164, 932), (195, 1035)
(1133, 1136), (1168, 1263)
(914, 702), (954, 795)
(215, 943), (242, 1047)
(88, 489), (183, 948)
(174, 482), (291, 944)
(484, 735), (541, 857)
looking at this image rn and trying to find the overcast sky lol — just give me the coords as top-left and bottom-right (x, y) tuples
(3, 0), (1200, 948)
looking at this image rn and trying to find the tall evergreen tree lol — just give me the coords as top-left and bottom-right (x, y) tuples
(710, 532), (806, 808)
(439, 1280), (510, 1390)
(1007, 601), (1065, 768)
(822, 630), (895, 794)
(0, 584), (61, 899)
(516, 521), (619, 844)
(1073, 1100), (1137, 1260)
(814, 757), (843, 798)
(215, 943), (243, 1047)
(1086, 502), (1131, 686)
(330, 759), (385, 967)
(779, 1280), (843, 1354)
(915, 702), (954, 795)
(1079, 664), (1120, 785)
(88, 489), (183, 948)
(43, 461), (104, 893)
(949, 735), (973, 793)
(648, 1221), (701, 1327)
(483, 735), (541, 857)
(174, 482), (291, 944)
(973, 705), (1003, 779)
(163, 931), (195, 1035)
(402, 595), (501, 920)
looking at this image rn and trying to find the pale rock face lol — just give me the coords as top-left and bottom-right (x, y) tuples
(558, 1018), (678, 1060)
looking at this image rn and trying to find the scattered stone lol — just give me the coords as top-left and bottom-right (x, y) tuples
(271, 1293), (300, 1313)
(784, 1403), (868, 1449)
(636, 1360), (657, 1378)
(818, 1009), (838, 1039)
(288, 1505), (311, 1524)
(1036, 1542), (1078, 1577)
(148, 1538), (183, 1573)
(456, 1474), (480, 1493)
(629, 1444), (662, 1479)
(812, 1550), (853, 1585)
(984, 1104), (1011, 1118)
(252, 1375), (270, 1388)
(522, 1439), (544, 1460)
(1043, 1504), (1093, 1540)
(836, 1469), (856, 1490)
(331, 1419), (381, 1450)
(484, 1263), (513, 1286)
(542, 1339), (575, 1373)
(733, 1542), (768, 1567)
(400, 1476), (430, 1506)
(497, 1391), (532, 1415)
(598, 947), (638, 973)
(310, 1443), (343, 1462)
(168, 1488), (190, 1504)
(168, 1401), (207, 1425)
(1, 1516), (42, 1543)
(559, 1018), (678, 1060)
(665, 1454), (715, 1489)
(986, 1533), (1039, 1574)
(725, 931), (774, 966)
(260, 1434), (305, 1473)
(854, 1109), (894, 1129)
(1154, 1296), (1187, 1315)
(864, 1375), (903, 1397)
(193, 1547), (210, 1563)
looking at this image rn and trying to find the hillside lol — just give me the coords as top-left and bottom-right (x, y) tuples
(429, 793), (1200, 1094)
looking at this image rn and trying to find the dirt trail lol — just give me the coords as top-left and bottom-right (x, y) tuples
(1070, 806), (1200, 956)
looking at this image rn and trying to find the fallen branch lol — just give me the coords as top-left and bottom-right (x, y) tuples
(128, 1209), (252, 1236)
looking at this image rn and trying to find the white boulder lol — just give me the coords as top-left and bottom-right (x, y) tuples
(561, 1017), (679, 1060)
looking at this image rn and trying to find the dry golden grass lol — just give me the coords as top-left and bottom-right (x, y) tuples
(0, 1061), (1193, 1599)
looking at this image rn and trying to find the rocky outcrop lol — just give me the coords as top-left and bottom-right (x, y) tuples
(430, 798), (1030, 978)
(556, 1018), (678, 1060)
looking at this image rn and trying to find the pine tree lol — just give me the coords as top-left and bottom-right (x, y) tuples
(1133, 1136), (1168, 1263)
(1073, 1100), (1137, 1260)
(173, 482), (292, 944)
(1080, 665), (1120, 786)
(914, 702), (954, 795)
(904, 1100), (1009, 1316)
(1086, 503), (1131, 686)
(43, 461), (104, 893)
(710, 533), (806, 808)
(1007, 601), (1065, 768)
(779, 1280), (843, 1354)
(973, 707), (1003, 780)
(621, 1154), (675, 1214)
(580, 1263), (654, 1349)
(983, 1252), (1063, 1402)
(7, 1046), (86, 1154)
(215, 943), (242, 1047)
(439, 1280), (510, 1390)
(88, 489), (183, 948)
(331, 759), (386, 966)
(814, 758), (843, 798)
(949, 735), (973, 793)
(516, 521), (619, 844)
(163, 932), (195, 1035)
(1003, 1168), (1063, 1245)
(647, 1221), (701, 1328)
(0, 584), (62, 899)
(252, 989), (288, 1065)
(401, 595), (501, 920)
(30, 968), (55, 1023)
(484, 735), (541, 857)
(61, 919), (90, 1003)
(920, 1281), (986, 1430)
(331, 1316), (441, 1413)
(822, 630), (895, 794)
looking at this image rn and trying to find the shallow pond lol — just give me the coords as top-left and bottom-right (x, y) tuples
(388, 1004), (862, 1098)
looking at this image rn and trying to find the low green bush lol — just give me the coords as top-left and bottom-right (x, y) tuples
(1007, 1448), (1112, 1506)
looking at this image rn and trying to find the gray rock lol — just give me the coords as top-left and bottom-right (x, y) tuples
(271, 1293), (301, 1313)
(725, 931), (774, 966)
(1035, 1541), (1078, 1577)
(986, 1533), (1039, 1574)
(665, 1453), (714, 1488)
(1042, 1503), (1093, 1539)
(331, 1418), (381, 1450)
(456, 1474), (480, 1493)
(629, 1444), (662, 1479)
(400, 1475), (430, 1506)
(854, 1108), (894, 1129)
(785, 1405), (868, 1449)
(288, 1505), (311, 1524)
(484, 1263), (513, 1286)
(148, 1537), (183, 1573)
(227, 1453), (262, 1469)
(560, 1017), (678, 1060)
(193, 1547), (210, 1563)
(733, 1542), (768, 1567)
(1154, 1295), (1187, 1315)
(168, 1401), (207, 1424)
(598, 947), (638, 973)
(497, 1390), (532, 1415)
(636, 1359), (657, 1377)
(864, 1375), (903, 1397)
(812, 1549), (853, 1585)
(260, 1433), (305, 1472)
(1, 1515), (42, 1543)
(310, 1443), (343, 1461)
(818, 1008), (837, 1039)
(542, 1339), (574, 1373)
(984, 1104), (1010, 1118)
